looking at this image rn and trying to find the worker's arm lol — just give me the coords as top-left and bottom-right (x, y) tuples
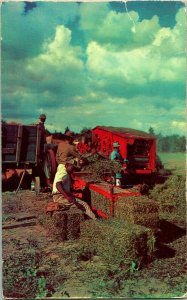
(69, 145), (81, 158)
(56, 182), (83, 209)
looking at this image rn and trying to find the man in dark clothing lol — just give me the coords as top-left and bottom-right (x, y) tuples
(36, 114), (46, 131)
(56, 131), (80, 165)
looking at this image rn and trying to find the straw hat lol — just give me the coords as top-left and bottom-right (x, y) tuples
(113, 142), (120, 147)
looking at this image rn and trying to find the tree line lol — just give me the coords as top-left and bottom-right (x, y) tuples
(148, 127), (186, 153)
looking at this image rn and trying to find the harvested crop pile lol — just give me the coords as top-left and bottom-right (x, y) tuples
(40, 208), (82, 241)
(90, 191), (159, 230)
(149, 175), (185, 226)
(91, 190), (111, 215)
(80, 219), (155, 268)
(114, 196), (159, 229)
(82, 153), (121, 181)
(66, 208), (82, 240)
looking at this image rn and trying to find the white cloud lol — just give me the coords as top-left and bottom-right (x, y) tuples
(2, 2), (80, 59)
(79, 3), (160, 50)
(27, 25), (83, 71)
(171, 121), (186, 132)
(108, 97), (128, 104)
(25, 25), (85, 104)
(85, 7), (185, 102)
(2, 3), (186, 136)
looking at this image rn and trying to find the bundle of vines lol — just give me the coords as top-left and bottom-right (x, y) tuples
(80, 219), (155, 268)
(82, 153), (121, 181)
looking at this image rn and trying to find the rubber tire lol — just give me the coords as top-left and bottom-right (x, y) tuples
(43, 149), (57, 182)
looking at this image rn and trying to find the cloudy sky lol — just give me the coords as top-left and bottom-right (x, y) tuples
(2, 1), (186, 135)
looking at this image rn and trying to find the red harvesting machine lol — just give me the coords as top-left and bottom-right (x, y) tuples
(77, 126), (156, 175)
(72, 126), (157, 219)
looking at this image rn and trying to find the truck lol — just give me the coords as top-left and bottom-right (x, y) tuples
(2, 122), (57, 193)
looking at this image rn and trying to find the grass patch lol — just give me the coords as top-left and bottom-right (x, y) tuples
(158, 152), (186, 175)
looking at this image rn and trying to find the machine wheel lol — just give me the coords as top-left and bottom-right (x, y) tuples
(35, 176), (40, 195)
(43, 149), (57, 183)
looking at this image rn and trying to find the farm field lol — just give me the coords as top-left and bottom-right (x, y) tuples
(2, 152), (187, 299)
(158, 152), (186, 175)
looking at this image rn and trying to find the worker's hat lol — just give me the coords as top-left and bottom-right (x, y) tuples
(40, 114), (46, 119)
(65, 131), (74, 137)
(113, 142), (120, 147)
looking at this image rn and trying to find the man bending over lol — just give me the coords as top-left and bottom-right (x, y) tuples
(52, 162), (97, 220)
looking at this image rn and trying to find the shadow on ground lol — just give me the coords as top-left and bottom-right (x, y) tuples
(157, 220), (186, 244)
(154, 220), (186, 259)
(154, 243), (176, 259)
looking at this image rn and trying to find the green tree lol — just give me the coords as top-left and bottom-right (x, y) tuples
(148, 127), (155, 136)
(64, 126), (70, 134)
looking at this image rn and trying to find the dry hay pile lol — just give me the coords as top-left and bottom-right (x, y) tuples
(82, 153), (121, 181)
(91, 190), (111, 215)
(39, 208), (82, 241)
(114, 196), (159, 230)
(90, 191), (159, 230)
(149, 175), (185, 226)
(80, 219), (155, 268)
(150, 175), (185, 209)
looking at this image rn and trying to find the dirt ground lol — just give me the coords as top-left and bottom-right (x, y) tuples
(2, 178), (187, 298)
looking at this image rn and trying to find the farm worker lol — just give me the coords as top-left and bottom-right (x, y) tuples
(36, 114), (46, 131)
(35, 114), (47, 145)
(56, 131), (81, 166)
(110, 142), (123, 162)
(52, 162), (97, 220)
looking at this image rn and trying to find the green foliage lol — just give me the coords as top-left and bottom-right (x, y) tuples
(156, 133), (185, 152)
(36, 276), (48, 298)
(147, 127), (185, 152)
(148, 127), (155, 136)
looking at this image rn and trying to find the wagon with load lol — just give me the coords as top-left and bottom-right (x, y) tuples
(2, 122), (57, 193)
